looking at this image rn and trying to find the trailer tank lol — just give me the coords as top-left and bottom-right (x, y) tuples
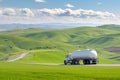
(64, 49), (98, 65)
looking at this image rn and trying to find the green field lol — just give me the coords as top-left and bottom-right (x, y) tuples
(17, 49), (120, 64)
(0, 62), (120, 80)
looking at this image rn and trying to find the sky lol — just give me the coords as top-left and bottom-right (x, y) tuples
(0, 0), (120, 25)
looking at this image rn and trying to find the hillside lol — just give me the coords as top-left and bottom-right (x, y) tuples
(0, 25), (120, 63)
(98, 24), (120, 31)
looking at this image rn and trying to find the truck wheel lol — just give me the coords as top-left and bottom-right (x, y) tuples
(71, 60), (76, 65)
(64, 60), (67, 65)
(83, 60), (90, 65)
(76, 60), (80, 65)
(71, 62), (73, 65)
(92, 59), (97, 64)
(73, 60), (76, 65)
(87, 60), (90, 64)
(83, 60), (87, 65)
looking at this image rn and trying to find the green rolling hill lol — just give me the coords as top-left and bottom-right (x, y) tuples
(0, 25), (120, 63)
(98, 24), (120, 31)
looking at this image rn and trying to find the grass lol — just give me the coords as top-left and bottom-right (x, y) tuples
(98, 24), (120, 31)
(19, 50), (67, 63)
(0, 62), (120, 80)
(17, 49), (120, 64)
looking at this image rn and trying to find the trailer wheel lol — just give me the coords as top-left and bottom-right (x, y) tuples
(83, 60), (87, 65)
(92, 59), (97, 64)
(76, 60), (80, 65)
(83, 59), (90, 65)
(87, 60), (90, 64)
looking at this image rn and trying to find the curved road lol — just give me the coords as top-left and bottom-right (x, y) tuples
(7, 53), (28, 62)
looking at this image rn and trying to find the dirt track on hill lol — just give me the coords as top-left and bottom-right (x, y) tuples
(7, 53), (28, 62)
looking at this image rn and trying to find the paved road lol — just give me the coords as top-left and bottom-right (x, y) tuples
(25, 63), (120, 66)
(85, 64), (120, 66)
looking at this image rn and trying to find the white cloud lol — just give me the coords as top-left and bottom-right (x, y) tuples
(97, 2), (102, 5)
(35, 0), (45, 3)
(38, 8), (116, 19)
(0, 8), (34, 17)
(0, 8), (120, 24)
(0, 10), (2, 15)
(65, 4), (74, 8)
(38, 8), (65, 15)
(19, 8), (34, 17)
(2, 8), (16, 16)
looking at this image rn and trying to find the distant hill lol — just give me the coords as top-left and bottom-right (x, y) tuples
(0, 24), (120, 63)
(0, 23), (96, 31)
(98, 24), (120, 31)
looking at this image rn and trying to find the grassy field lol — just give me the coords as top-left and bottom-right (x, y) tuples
(0, 62), (120, 80)
(19, 50), (67, 63)
(17, 49), (120, 64)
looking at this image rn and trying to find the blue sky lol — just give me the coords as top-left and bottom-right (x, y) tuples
(0, 0), (119, 13)
(0, 0), (120, 24)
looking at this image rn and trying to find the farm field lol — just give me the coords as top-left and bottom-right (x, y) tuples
(0, 62), (120, 80)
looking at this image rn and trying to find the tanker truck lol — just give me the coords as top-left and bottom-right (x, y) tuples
(64, 49), (98, 65)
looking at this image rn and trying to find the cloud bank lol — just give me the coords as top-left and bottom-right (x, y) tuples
(38, 8), (116, 19)
(0, 8), (119, 24)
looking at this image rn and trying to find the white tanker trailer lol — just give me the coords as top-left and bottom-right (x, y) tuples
(64, 49), (98, 65)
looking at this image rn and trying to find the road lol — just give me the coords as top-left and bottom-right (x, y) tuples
(85, 64), (120, 66)
(25, 62), (120, 66)
(7, 53), (28, 62)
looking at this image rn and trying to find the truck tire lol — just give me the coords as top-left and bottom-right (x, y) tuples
(64, 60), (67, 65)
(83, 59), (90, 65)
(87, 60), (90, 64)
(72, 60), (75, 65)
(83, 60), (87, 65)
(71, 59), (76, 65)
(92, 59), (97, 64)
(71, 62), (73, 65)
(77, 61), (80, 65)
